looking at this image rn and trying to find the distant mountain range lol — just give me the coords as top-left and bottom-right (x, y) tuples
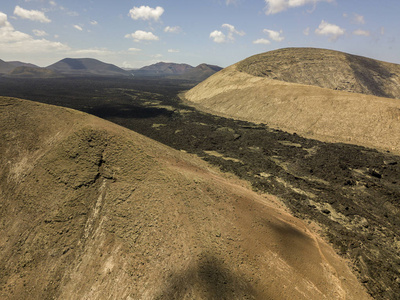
(133, 62), (193, 76)
(0, 58), (222, 81)
(0, 59), (39, 75)
(132, 62), (223, 81)
(47, 58), (131, 77)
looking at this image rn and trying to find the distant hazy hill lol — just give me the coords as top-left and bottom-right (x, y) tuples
(7, 61), (38, 69)
(0, 60), (39, 75)
(171, 63), (223, 81)
(0, 59), (13, 74)
(47, 58), (131, 77)
(132, 62), (222, 81)
(7, 66), (60, 78)
(186, 48), (400, 153)
(132, 62), (194, 77)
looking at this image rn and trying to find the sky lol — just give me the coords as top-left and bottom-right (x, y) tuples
(0, 0), (399, 68)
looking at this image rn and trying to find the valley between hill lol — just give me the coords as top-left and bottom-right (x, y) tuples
(0, 75), (399, 299)
(0, 97), (372, 299)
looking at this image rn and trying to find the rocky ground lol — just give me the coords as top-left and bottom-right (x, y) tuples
(0, 77), (399, 299)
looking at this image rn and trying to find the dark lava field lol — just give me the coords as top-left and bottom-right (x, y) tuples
(1, 76), (399, 299)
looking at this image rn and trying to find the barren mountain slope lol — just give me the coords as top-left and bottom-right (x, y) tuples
(0, 97), (370, 299)
(237, 48), (400, 99)
(0, 60), (15, 74)
(185, 61), (400, 154)
(47, 58), (130, 77)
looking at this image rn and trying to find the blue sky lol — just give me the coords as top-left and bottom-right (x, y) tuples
(0, 0), (399, 68)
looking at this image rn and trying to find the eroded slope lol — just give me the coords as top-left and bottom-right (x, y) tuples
(237, 48), (400, 99)
(0, 97), (370, 299)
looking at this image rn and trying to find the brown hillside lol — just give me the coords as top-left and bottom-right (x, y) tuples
(185, 57), (400, 154)
(0, 97), (370, 299)
(237, 48), (400, 99)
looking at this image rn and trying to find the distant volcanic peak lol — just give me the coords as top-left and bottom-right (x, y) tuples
(8, 61), (39, 69)
(0, 60), (16, 74)
(0, 60), (42, 75)
(195, 63), (223, 71)
(60, 58), (87, 70)
(236, 47), (400, 99)
(47, 58), (87, 70)
(130, 61), (222, 80)
(46, 57), (130, 76)
(139, 62), (194, 73)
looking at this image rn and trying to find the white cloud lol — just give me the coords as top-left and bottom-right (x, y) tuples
(72, 48), (112, 56)
(226, 0), (238, 4)
(49, 1), (57, 6)
(2, 39), (69, 54)
(164, 26), (182, 33)
(32, 29), (48, 37)
(353, 14), (365, 25)
(253, 38), (271, 45)
(128, 48), (142, 52)
(90, 20), (98, 26)
(0, 12), (8, 27)
(210, 30), (226, 43)
(210, 24), (245, 43)
(73, 25), (83, 31)
(67, 11), (79, 17)
(222, 23), (245, 39)
(380, 26), (385, 35)
(315, 20), (345, 41)
(125, 30), (159, 42)
(168, 49), (180, 53)
(353, 29), (370, 37)
(0, 12), (31, 42)
(14, 5), (51, 23)
(0, 12), (69, 56)
(264, 0), (333, 15)
(263, 29), (284, 42)
(303, 27), (310, 36)
(128, 6), (164, 21)
(122, 61), (134, 69)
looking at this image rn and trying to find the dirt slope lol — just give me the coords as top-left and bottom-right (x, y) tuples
(185, 61), (400, 154)
(0, 97), (370, 299)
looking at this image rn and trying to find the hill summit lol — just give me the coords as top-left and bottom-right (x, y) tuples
(237, 48), (400, 99)
(47, 58), (130, 77)
(132, 62), (222, 81)
(185, 48), (400, 153)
